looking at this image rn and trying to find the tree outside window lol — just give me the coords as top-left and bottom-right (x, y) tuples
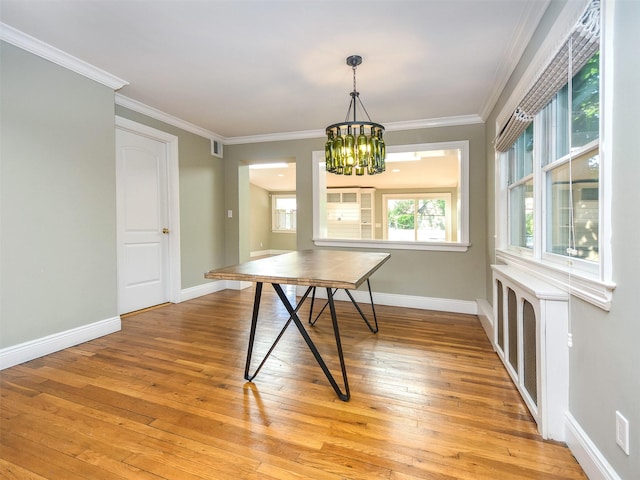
(385, 194), (451, 242)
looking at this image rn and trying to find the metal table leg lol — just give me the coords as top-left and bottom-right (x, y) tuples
(308, 278), (379, 333)
(244, 282), (350, 401)
(273, 284), (350, 401)
(244, 283), (314, 382)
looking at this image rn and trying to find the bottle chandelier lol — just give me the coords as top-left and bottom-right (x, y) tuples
(325, 55), (386, 176)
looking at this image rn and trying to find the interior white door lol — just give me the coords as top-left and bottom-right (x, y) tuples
(116, 128), (170, 314)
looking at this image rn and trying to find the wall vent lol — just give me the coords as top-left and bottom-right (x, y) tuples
(492, 264), (569, 441)
(211, 139), (223, 158)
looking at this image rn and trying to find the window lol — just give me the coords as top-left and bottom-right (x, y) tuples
(272, 194), (296, 232)
(312, 141), (469, 251)
(497, 45), (612, 308)
(504, 54), (599, 268)
(545, 146), (599, 262)
(383, 194), (452, 242)
(507, 124), (534, 249)
(541, 53), (600, 264)
(494, 0), (614, 309)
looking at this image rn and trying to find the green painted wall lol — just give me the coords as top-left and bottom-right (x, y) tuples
(1, 42), (117, 347)
(114, 106), (226, 288)
(249, 183), (271, 252)
(224, 123), (487, 301)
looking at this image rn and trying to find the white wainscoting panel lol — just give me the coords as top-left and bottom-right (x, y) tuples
(492, 264), (569, 441)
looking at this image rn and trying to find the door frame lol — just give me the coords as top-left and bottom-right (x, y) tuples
(115, 115), (182, 307)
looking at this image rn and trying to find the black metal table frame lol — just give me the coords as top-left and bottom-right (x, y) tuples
(244, 279), (379, 401)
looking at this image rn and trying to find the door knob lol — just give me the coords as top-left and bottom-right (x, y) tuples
(162, 228), (170, 234)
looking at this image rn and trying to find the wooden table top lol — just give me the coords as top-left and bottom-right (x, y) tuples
(205, 250), (390, 290)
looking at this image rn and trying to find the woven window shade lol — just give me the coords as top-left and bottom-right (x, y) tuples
(495, 0), (600, 152)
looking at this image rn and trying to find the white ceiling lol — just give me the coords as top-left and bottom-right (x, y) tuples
(0, 0), (549, 142)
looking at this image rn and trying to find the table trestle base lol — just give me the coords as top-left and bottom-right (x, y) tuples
(244, 282), (351, 401)
(308, 278), (379, 333)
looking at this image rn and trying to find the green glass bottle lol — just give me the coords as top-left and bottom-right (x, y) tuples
(369, 129), (379, 174)
(344, 126), (355, 168)
(325, 130), (335, 172)
(357, 125), (369, 167)
(377, 128), (386, 173)
(333, 128), (344, 173)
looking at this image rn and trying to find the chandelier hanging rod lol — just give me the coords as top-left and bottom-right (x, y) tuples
(324, 54), (386, 176)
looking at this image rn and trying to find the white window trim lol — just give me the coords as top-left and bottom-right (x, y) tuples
(496, 144), (614, 310)
(271, 193), (296, 233)
(494, 1), (616, 311)
(495, 249), (614, 311)
(312, 141), (470, 252)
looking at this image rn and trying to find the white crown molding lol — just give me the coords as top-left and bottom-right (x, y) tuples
(0, 22), (128, 90)
(224, 114), (484, 145)
(385, 114), (484, 131)
(222, 128), (324, 145)
(115, 94), (224, 143)
(116, 95), (482, 145)
(479, 0), (550, 120)
(116, 94), (481, 147)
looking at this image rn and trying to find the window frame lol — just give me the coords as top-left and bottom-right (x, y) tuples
(495, 42), (614, 310)
(312, 140), (470, 252)
(271, 193), (297, 233)
(541, 139), (600, 275)
(382, 193), (452, 242)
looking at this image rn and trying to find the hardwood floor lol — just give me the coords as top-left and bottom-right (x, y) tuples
(1, 287), (586, 479)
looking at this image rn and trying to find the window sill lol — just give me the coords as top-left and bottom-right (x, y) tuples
(313, 238), (470, 252)
(495, 249), (615, 311)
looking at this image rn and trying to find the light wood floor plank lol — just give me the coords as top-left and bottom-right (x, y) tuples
(0, 287), (586, 479)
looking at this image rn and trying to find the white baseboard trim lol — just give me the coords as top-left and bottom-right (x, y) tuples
(183, 280), (478, 315)
(179, 280), (227, 302)
(226, 280), (253, 290)
(377, 291), (477, 314)
(298, 287), (478, 315)
(0, 316), (121, 370)
(476, 298), (494, 346)
(250, 249), (292, 258)
(565, 412), (623, 480)
(182, 280), (253, 294)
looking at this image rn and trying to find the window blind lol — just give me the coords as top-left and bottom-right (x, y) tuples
(495, 0), (600, 152)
